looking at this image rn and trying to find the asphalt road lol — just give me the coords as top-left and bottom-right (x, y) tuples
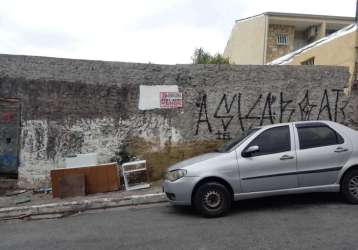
(1, 193), (358, 250)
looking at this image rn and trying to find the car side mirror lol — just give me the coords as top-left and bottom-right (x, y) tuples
(242, 145), (259, 157)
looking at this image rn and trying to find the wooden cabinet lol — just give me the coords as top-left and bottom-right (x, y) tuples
(51, 163), (120, 198)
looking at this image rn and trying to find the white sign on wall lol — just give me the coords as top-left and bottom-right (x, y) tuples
(138, 85), (182, 110)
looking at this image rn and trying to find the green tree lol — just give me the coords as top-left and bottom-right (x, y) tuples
(191, 47), (230, 64)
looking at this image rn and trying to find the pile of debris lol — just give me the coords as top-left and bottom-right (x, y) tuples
(50, 153), (150, 199)
(1, 153), (151, 207)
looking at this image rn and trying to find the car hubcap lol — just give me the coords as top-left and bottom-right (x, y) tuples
(204, 191), (222, 209)
(348, 176), (358, 198)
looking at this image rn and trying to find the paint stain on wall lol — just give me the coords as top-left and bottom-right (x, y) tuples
(0, 98), (20, 174)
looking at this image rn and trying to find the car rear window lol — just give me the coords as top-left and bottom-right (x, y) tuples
(297, 125), (344, 150)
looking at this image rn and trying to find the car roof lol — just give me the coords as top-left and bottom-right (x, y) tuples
(259, 120), (332, 130)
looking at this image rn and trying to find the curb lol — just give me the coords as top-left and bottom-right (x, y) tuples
(0, 193), (167, 221)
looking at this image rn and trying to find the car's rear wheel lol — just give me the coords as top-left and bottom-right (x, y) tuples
(342, 169), (358, 204)
(193, 182), (232, 217)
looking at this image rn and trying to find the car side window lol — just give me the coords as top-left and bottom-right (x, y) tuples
(297, 125), (344, 150)
(246, 126), (291, 157)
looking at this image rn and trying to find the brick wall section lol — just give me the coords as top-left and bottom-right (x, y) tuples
(0, 54), (357, 187)
(266, 24), (295, 63)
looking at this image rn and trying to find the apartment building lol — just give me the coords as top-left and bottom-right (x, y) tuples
(269, 24), (358, 92)
(224, 12), (354, 65)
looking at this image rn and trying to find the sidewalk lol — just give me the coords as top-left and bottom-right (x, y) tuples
(0, 182), (167, 221)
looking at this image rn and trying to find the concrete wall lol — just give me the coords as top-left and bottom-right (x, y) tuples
(223, 15), (267, 65)
(0, 54), (357, 187)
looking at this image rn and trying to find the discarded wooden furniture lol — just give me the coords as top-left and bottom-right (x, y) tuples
(51, 163), (120, 198)
(121, 160), (150, 191)
(58, 174), (86, 198)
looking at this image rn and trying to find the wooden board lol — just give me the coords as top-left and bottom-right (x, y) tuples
(59, 174), (85, 198)
(51, 163), (120, 198)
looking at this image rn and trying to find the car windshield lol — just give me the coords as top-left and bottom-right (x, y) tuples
(216, 128), (260, 153)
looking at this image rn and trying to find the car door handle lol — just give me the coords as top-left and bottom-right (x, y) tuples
(334, 147), (349, 153)
(280, 155), (295, 160)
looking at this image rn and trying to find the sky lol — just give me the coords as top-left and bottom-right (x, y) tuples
(0, 0), (356, 64)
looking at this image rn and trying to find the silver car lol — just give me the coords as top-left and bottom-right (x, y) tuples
(163, 121), (358, 217)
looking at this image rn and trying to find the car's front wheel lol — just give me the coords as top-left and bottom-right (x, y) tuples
(342, 169), (358, 204)
(193, 182), (232, 217)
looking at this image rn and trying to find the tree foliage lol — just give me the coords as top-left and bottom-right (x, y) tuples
(191, 47), (230, 64)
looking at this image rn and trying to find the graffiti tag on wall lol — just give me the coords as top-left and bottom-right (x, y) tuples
(1, 112), (14, 123)
(195, 89), (350, 140)
(0, 154), (17, 169)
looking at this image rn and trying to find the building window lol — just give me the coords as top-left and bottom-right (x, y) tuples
(277, 34), (289, 45)
(301, 57), (315, 65)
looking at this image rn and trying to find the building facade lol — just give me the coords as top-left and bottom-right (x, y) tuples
(224, 12), (354, 65)
(269, 24), (358, 93)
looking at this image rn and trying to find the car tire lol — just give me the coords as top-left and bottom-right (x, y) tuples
(193, 182), (232, 217)
(341, 169), (358, 204)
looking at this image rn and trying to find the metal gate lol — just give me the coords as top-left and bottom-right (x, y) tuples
(0, 98), (20, 174)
